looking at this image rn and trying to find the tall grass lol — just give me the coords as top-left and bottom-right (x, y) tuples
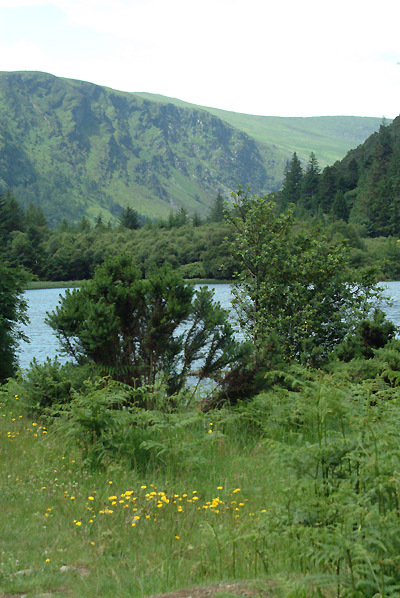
(2, 364), (400, 596)
(0, 387), (286, 597)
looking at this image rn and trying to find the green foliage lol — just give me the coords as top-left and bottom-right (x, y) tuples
(237, 373), (400, 596)
(0, 190), (24, 252)
(334, 308), (397, 361)
(229, 188), (383, 366)
(281, 152), (303, 207)
(46, 255), (239, 397)
(209, 192), (226, 222)
(301, 152), (321, 210)
(11, 358), (98, 414)
(118, 207), (142, 230)
(0, 265), (28, 381)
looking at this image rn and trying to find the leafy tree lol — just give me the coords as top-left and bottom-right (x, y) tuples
(229, 188), (383, 366)
(46, 255), (238, 396)
(0, 265), (28, 381)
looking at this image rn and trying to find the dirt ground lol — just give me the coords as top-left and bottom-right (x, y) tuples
(147, 580), (277, 598)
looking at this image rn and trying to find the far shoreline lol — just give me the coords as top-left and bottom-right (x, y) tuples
(23, 278), (231, 290)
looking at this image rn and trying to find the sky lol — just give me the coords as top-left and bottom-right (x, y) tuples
(0, 0), (399, 118)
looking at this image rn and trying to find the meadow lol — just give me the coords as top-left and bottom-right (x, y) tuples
(2, 354), (400, 598)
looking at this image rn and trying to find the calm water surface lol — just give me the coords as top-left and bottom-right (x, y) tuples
(17, 282), (400, 370)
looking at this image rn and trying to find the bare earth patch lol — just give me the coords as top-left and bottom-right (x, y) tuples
(147, 580), (277, 597)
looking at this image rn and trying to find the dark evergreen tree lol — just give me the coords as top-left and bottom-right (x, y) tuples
(47, 255), (239, 396)
(209, 192), (225, 222)
(95, 215), (104, 229)
(119, 207), (141, 230)
(317, 165), (338, 212)
(0, 191), (24, 251)
(192, 212), (202, 227)
(359, 125), (394, 236)
(281, 152), (303, 207)
(78, 216), (91, 232)
(21, 202), (49, 276)
(301, 152), (320, 210)
(331, 190), (350, 222)
(344, 158), (359, 191)
(175, 207), (189, 227)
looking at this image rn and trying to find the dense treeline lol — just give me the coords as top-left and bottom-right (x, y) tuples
(2, 187), (400, 282)
(0, 191), (236, 281)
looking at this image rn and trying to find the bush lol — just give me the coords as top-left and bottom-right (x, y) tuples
(47, 255), (240, 398)
(13, 358), (97, 415)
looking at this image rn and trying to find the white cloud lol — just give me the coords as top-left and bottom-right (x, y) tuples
(0, 0), (399, 116)
(0, 39), (49, 71)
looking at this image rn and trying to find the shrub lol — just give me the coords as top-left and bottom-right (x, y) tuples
(13, 358), (97, 415)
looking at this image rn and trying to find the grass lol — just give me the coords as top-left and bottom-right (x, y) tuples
(24, 280), (86, 290)
(3, 362), (400, 597)
(0, 392), (288, 598)
(136, 93), (385, 167)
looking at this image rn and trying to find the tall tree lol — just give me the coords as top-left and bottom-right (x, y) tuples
(209, 192), (225, 222)
(119, 207), (141, 230)
(317, 165), (338, 212)
(0, 191), (24, 251)
(281, 152), (303, 207)
(301, 152), (321, 210)
(229, 188), (383, 366)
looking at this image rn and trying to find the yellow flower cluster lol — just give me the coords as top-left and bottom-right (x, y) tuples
(68, 482), (257, 532)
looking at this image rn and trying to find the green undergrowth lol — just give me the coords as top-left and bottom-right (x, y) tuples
(2, 355), (400, 596)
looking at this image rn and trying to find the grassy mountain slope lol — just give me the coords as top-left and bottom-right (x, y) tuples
(136, 92), (385, 166)
(0, 72), (272, 225)
(0, 71), (384, 225)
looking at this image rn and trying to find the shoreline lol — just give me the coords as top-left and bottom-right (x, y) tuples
(23, 278), (232, 290)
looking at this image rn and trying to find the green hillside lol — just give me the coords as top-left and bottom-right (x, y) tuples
(0, 71), (385, 225)
(136, 93), (385, 166)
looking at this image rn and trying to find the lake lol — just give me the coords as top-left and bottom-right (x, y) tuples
(17, 281), (400, 370)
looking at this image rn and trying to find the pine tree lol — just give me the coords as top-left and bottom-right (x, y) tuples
(317, 165), (338, 212)
(209, 192), (225, 222)
(301, 152), (320, 210)
(281, 152), (303, 207)
(331, 190), (350, 222)
(119, 207), (141, 230)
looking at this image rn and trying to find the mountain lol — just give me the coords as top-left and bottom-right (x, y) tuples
(137, 93), (385, 167)
(0, 71), (385, 226)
